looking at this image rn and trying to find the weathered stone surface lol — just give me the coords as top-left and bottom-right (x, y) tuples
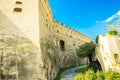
(0, 29), (41, 80)
(0, 0), (92, 80)
(96, 35), (120, 72)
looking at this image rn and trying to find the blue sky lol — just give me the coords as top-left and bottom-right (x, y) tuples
(48, 0), (120, 40)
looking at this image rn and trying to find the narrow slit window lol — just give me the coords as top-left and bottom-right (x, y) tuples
(14, 8), (22, 12)
(16, 1), (22, 4)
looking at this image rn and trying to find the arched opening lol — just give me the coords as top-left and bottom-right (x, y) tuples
(57, 30), (59, 33)
(59, 40), (65, 51)
(114, 54), (119, 64)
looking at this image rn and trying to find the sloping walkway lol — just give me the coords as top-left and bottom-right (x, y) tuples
(61, 65), (87, 80)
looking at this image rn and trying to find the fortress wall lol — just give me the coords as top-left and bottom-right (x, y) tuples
(0, 0), (44, 80)
(54, 21), (92, 43)
(0, 0), (93, 80)
(39, 0), (54, 38)
(53, 33), (88, 68)
(39, 1), (60, 80)
(96, 35), (120, 72)
(53, 21), (92, 68)
(39, 0), (92, 80)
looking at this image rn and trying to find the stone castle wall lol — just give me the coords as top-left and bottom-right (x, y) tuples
(39, 0), (92, 80)
(96, 35), (120, 72)
(0, 0), (92, 80)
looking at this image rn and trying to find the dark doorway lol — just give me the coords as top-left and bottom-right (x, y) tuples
(59, 40), (65, 51)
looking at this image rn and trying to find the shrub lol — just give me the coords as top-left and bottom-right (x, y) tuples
(107, 31), (118, 35)
(74, 69), (120, 80)
(105, 70), (120, 80)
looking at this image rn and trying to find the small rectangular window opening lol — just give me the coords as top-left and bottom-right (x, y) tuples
(14, 8), (22, 12)
(16, 1), (22, 4)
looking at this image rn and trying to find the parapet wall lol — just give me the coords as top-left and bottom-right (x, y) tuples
(39, 0), (92, 43)
(54, 20), (92, 43)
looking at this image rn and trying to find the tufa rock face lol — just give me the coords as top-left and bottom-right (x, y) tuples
(0, 29), (41, 80)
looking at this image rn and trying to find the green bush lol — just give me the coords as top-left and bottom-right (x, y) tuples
(84, 69), (96, 80)
(96, 71), (105, 80)
(105, 69), (120, 80)
(74, 69), (120, 80)
(107, 31), (118, 35)
(74, 74), (85, 80)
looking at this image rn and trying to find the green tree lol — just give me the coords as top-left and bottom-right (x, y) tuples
(95, 35), (99, 44)
(76, 42), (95, 63)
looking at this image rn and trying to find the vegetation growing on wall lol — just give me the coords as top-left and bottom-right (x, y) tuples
(107, 31), (118, 35)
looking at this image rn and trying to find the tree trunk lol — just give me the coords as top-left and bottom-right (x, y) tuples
(88, 54), (92, 63)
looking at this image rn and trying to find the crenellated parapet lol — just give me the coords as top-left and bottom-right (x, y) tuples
(54, 20), (92, 43)
(39, 0), (92, 44)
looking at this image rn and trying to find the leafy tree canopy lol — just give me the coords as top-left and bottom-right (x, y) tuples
(76, 42), (95, 62)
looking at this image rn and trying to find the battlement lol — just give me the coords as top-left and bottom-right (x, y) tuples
(54, 20), (92, 42)
(39, 0), (92, 43)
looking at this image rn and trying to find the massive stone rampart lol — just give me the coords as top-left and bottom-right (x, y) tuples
(0, 0), (92, 80)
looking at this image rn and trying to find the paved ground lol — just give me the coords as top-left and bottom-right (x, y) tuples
(60, 65), (87, 80)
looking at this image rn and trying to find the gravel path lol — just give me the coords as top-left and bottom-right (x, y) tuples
(60, 65), (87, 80)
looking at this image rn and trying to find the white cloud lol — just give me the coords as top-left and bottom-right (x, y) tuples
(95, 20), (104, 23)
(104, 10), (120, 22)
(96, 10), (120, 23)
